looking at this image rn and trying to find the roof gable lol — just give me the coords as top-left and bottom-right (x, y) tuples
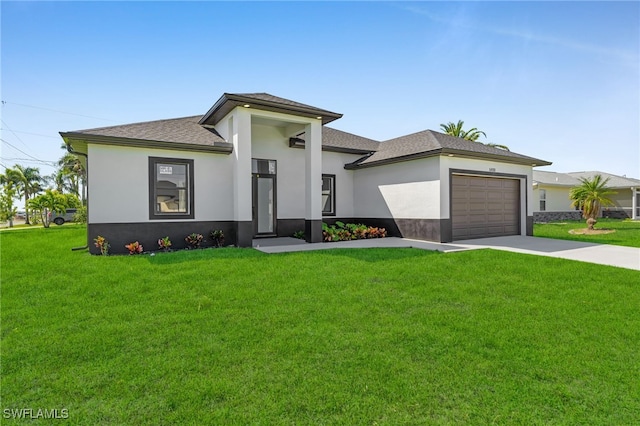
(199, 92), (343, 126)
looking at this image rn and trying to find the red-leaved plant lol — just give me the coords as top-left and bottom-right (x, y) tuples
(158, 236), (172, 251)
(125, 241), (143, 255)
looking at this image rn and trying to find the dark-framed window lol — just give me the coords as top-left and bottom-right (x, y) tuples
(539, 189), (546, 211)
(149, 157), (194, 220)
(322, 174), (336, 216)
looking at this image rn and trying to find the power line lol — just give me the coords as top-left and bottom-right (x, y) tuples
(0, 119), (35, 153)
(0, 128), (60, 139)
(0, 137), (43, 162)
(1, 157), (57, 166)
(1, 100), (115, 122)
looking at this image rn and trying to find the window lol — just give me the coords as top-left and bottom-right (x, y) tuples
(322, 174), (335, 216)
(539, 189), (546, 211)
(149, 157), (194, 220)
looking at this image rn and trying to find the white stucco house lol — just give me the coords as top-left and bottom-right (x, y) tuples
(533, 170), (640, 222)
(60, 93), (551, 254)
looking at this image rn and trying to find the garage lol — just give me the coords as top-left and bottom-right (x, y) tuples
(451, 175), (520, 240)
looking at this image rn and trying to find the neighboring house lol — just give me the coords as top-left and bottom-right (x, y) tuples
(60, 92), (551, 254)
(533, 170), (640, 222)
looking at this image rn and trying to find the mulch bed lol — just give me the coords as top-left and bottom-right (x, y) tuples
(569, 228), (616, 235)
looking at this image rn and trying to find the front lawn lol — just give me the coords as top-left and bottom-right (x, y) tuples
(534, 218), (640, 248)
(2, 226), (639, 424)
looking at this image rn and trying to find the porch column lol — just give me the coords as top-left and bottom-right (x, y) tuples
(232, 108), (253, 247)
(632, 187), (638, 220)
(304, 120), (323, 243)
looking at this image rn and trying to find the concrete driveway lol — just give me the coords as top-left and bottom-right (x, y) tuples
(254, 236), (640, 271)
(453, 236), (640, 271)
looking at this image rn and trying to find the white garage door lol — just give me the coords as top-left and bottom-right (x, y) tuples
(451, 175), (520, 240)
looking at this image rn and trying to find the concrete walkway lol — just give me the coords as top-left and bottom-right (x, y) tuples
(253, 236), (640, 271)
(454, 236), (640, 271)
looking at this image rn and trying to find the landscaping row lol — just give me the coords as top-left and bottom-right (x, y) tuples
(94, 230), (226, 255)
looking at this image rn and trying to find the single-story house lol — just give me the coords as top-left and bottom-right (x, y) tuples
(533, 170), (640, 222)
(60, 92), (551, 254)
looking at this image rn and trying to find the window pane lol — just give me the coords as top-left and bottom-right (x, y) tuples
(150, 158), (194, 219)
(322, 176), (334, 214)
(156, 188), (187, 213)
(252, 159), (276, 175)
(157, 163), (187, 188)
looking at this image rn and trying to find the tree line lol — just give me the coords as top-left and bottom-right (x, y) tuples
(0, 146), (86, 228)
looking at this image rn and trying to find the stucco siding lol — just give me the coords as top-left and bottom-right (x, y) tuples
(534, 185), (574, 212)
(251, 123), (306, 219)
(322, 151), (357, 218)
(353, 157), (441, 219)
(87, 144), (234, 223)
(610, 189), (632, 209)
(533, 186), (632, 212)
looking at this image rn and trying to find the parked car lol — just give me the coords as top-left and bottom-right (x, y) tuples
(49, 209), (77, 226)
(15, 211), (26, 220)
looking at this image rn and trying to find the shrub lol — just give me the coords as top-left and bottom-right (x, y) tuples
(74, 205), (87, 224)
(210, 230), (225, 248)
(293, 230), (305, 240)
(125, 241), (143, 255)
(93, 235), (110, 255)
(322, 222), (387, 242)
(158, 236), (172, 251)
(185, 233), (203, 249)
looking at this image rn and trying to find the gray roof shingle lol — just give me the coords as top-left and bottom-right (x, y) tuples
(533, 170), (640, 187)
(61, 116), (229, 149)
(199, 92), (343, 126)
(567, 171), (640, 188)
(293, 127), (379, 153)
(347, 129), (550, 168)
(533, 170), (579, 186)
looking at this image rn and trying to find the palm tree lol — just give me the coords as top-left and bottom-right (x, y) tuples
(440, 120), (510, 150)
(440, 120), (486, 141)
(5, 164), (44, 224)
(49, 169), (74, 194)
(569, 175), (616, 230)
(28, 189), (67, 228)
(0, 172), (18, 227)
(58, 152), (86, 203)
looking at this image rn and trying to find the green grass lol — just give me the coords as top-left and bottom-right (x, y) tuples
(2, 226), (639, 424)
(534, 218), (640, 248)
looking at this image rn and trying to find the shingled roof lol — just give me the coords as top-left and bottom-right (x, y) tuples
(534, 170), (640, 188)
(60, 116), (232, 153)
(291, 127), (379, 154)
(199, 92), (343, 126)
(345, 129), (550, 169)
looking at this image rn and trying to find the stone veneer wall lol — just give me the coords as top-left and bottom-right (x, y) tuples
(533, 211), (582, 223)
(602, 209), (631, 219)
(534, 209), (632, 223)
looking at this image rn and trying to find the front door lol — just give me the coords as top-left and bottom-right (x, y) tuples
(252, 159), (277, 236)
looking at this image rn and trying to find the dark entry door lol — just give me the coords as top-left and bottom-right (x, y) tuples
(252, 159), (277, 236)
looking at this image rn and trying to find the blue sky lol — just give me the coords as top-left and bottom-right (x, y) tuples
(2, 1), (639, 196)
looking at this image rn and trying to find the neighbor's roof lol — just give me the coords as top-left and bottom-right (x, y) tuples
(60, 116), (233, 153)
(534, 170), (640, 187)
(199, 92), (343, 126)
(532, 170), (580, 186)
(568, 171), (640, 188)
(345, 129), (551, 169)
